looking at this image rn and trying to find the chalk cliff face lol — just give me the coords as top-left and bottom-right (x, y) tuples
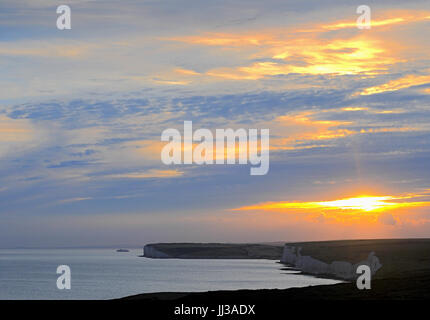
(144, 245), (172, 258)
(281, 245), (382, 280)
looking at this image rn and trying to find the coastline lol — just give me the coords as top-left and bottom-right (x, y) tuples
(127, 238), (430, 300)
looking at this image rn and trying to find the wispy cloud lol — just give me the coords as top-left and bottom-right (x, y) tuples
(58, 197), (93, 204)
(321, 10), (430, 30)
(105, 169), (184, 179)
(358, 73), (430, 95)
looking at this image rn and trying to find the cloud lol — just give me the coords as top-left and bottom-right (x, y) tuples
(271, 111), (352, 144)
(358, 73), (430, 95)
(198, 37), (399, 79)
(58, 197), (93, 204)
(104, 169), (184, 179)
(152, 78), (190, 86)
(0, 115), (33, 142)
(267, 110), (420, 152)
(0, 115), (45, 157)
(378, 212), (397, 225)
(0, 41), (95, 58)
(321, 10), (430, 30)
(164, 10), (430, 82)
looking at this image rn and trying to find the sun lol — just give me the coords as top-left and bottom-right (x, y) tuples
(317, 196), (398, 212)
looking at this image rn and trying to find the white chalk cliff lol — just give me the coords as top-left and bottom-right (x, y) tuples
(144, 245), (171, 258)
(281, 245), (382, 280)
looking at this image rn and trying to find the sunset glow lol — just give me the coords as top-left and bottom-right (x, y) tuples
(317, 196), (404, 211)
(233, 195), (430, 213)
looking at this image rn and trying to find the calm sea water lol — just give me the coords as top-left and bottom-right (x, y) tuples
(0, 249), (341, 300)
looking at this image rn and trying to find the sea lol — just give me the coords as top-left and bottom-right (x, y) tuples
(0, 248), (342, 300)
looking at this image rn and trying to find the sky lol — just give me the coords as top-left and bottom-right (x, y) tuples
(1, 0), (430, 247)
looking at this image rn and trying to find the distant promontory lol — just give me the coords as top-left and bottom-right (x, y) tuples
(143, 243), (284, 259)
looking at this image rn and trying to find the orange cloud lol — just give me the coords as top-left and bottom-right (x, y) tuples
(206, 37), (399, 79)
(341, 107), (369, 111)
(0, 115), (46, 158)
(106, 169), (184, 179)
(268, 111), (416, 151)
(165, 10), (430, 81)
(323, 18), (406, 30)
(0, 42), (93, 58)
(132, 111), (419, 161)
(273, 112), (352, 141)
(130, 137), (268, 163)
(160, 9), (430, 86)
(321, 10), (430, 30)
(0, 115), (33, 142)
(359, 74), (430, 95)
(165, 32), (278, 47)
(175, 68), (201, 76)
(126, 140), (165, 160)
(152, 79), (190, 85)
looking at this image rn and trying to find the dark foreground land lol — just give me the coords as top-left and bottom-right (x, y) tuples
(124, 272), (430, 301)
(115, 273), (430, 319)
(129, 239), (430, 301)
